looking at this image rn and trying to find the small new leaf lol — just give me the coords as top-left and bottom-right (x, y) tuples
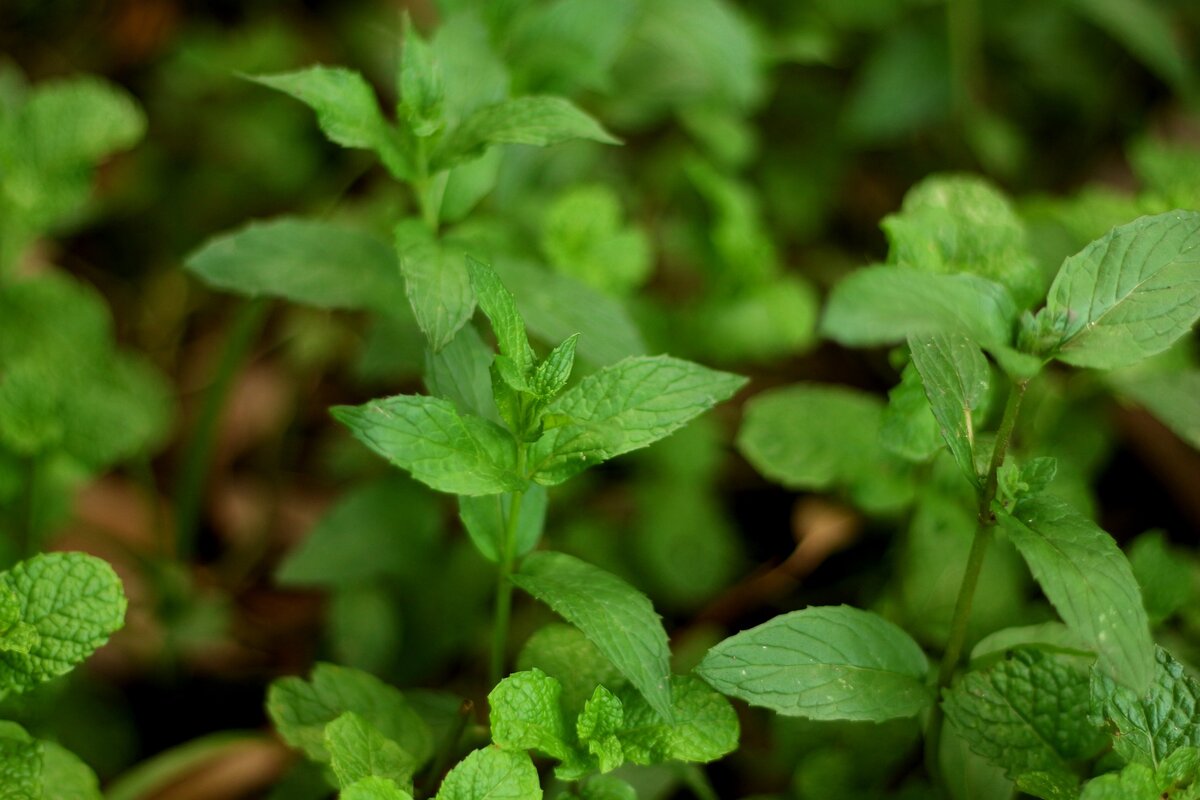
(326, 712), (417, 791)
(396, 222), (476, 352)
(908, 333), (991, 486)
(696, 605), (933, 722)
(399, 15), (444, 137)
(467, 256), (534, 372)
(488, 669), (573, 762)
(533, 334), (580, 399)
(576, 685), (624, 773)
(434, 747), (542, 800)
(512, 552), (674, 722)
(616, 675), (739, 765)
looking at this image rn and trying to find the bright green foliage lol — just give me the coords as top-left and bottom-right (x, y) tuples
(527, 356), (746, 485)
(512, 552), (673, 722)
(41, 740), (103, 799)
(0, 553), (127, 697)
(883, 174), (1044, 309)
(1079, 746), (1200, 800)
(488, 669), (573, 761)
(971, 623), (1091, 664)
(1090, 647), (1200, 769)
(696, 606), (933, 721)
(399, 16), (444, 138)
(541, 186), (650, 294)
(1110, 369), (1200, 449)
(425, 324), (497, 419)
(1126, 531), (1195, 624)
(325, 712), (417, 792)
(575, 686), (624, 773)
(517, 625), (623, 714)
(615, 675), (739, 766)
(942, 648), (1105, 790)
(1034, 211), (1200, 369)
(908, 333), (991, 486)
(468, 252), (534, 369)
(939, 720), (1016, 800)
(880, 363), (943, 462)
(332, 396), (522, 496)
(820, 267), (1017, 348)
(0, 587), (38, 655)
(184, 218), (406, 313)
(999, 495), (1155, 691)
(434, 747), (541, 800)
(249, 67), (410, 179)
(395, 222), (475, 352)
(266, 663), (433, 768)
(0, 722), (102, 800)
(459, 487), (548, 564)
(342, 776), (415, 800)
(577, 775), (637, 800)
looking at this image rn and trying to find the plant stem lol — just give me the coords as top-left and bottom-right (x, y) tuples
(925, 379), (1028, 781)
(490, 446), (527, 686)
(173, 298), (268, 561)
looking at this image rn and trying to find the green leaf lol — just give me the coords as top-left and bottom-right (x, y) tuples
(1127, 530), (1194, 624)
(999, 495), (1154, 691)
(325, 712), (416, 791)
(458, 486), (547, 564)
(516, 624), (623, 714)
(1109, 369), (1200, 449)
(425, 324), (497, 421)
(0, 586), (38, 655)
(185, 218), (406, 313)
(0, 553), (127, 696)
(1040, 211), (1200, 369)
(616, 675), (739, 765)
(1090, 647), (1200, 769)
(1078, 763), (1159, 800)
(342, 777), (415, 800)
(250, 67), (410, 179)
(512, 552), (674, 722)
(883, 174), (1044, 308)
(578, 775), (637, 800)
(943, 648), (1105, 787)
(276, 476), (440, 587)
(466, 257), (534, 372)
(0, 722), (40, 799)
(434, 747), (542, 800)
(332, 395), (522, 496)
(18, 76), (145, 168)
(939, 719), (1017, 800)
(821, 266), (1017, 348)
(971, 623), (1092, 664)
(267, 663), (433, 768)
(575, 685), (625, 774)
(532, 335), (579, 400)
(540, 186), (651, 294)
(908, 333), (991, 486)
(879, 362), (942, 462)
(487, 669), (573, 761)
(528, 356), (745, 485)
(436, 96), (618, 170)
(491, 259), (645, 366)
(396, 222), (476, 352)
(42, 740), (103, 800)
(695, 605), (933, 721)
(399, 16), (444, 137)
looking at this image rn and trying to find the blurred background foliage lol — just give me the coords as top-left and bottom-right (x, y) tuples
(0, 0), (1198, 797)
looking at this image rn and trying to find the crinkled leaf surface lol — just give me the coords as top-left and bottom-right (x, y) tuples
(696, 605), (933, 721)
(342, 777), (415, 800)
(325, 712), (417, 791)
(332, 395), (522, 496)
(528, 356), (745, 485)
(0, 722), (40, 800)
(616, 675), (739, 765)
(0, 553), (126, 696)
(267, 663), (433, 767)
(1091, 647), (1200, 769)
(999, 495), (1154, 691)
(512, 552), (673, 722)
(821, 266), (1017, 348)
(517, 624), (623, 714)
(185, 218), (406, 313)
(574, 685), (624, 774)
(943, 648), (1105, 786)
(434, 747), (541, 800)
(908, 333), (991, 486)
(488, 669), (572, 761)
(1041, 211), (1200, 369)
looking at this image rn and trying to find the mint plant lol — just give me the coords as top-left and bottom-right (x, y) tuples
(708, 172), (1200, 798)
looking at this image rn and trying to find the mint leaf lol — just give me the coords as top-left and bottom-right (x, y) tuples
(576, 685), (624, 773)
(696, 605), (933, 721)
(0, 553), (127, 696)
(466, 257), (534, 372)
(943, 648), (1105, 787)
(532, 335), (579, 400)
(425, 324), (497, 420)
(821, 266), (1017, 348)
(343, 777), (415, 800)
(185, 218), (406, 313)
(999, 495), (1155, 691)
(0, 586), (38, 655)
(1078, 763), (1159, 800)
(267, 663), (433, 768)
(492, 259), (645, 366)
(908, 333), (991, 486)
(250, 67), (410, 179)
(512, 552), (673, 722)
(434, 747), (542, 800)
(396, 222), (475, 352)
(399, 16), (444, 137)
(616, 675), (739, 765)
(578, 775), (637, 800)
(458, 486), (547, 564)
(1040, 211), (1200, 369)
(325, 712), (417, 792)
(880, 363), (942, 462)
(332, 395), (522, 496)
(42, 739), (102, 799)
(488, 669), (573, 761)
(883, 174), (1044, 308)
(0, 722), (40, 798)
(1090, 647), (1200, 769)
(18, 76), (145, 169)
(1110, 369), (1200, 449)
(436, 96), (618, 169)
(528, 356), (745, 485)
(541, 186), (651, 295)
(1127, 530), (1195, 624)
(517, 624), (623, 714)
(971, 623), (1092, 664)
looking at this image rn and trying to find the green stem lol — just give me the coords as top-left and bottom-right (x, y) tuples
(925, 379), (1028, 782)
(412, 138), (441, 233)
(490, 486), (525, 686)
(173, 298), (269, 561)
(947, 0), (981, 122)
